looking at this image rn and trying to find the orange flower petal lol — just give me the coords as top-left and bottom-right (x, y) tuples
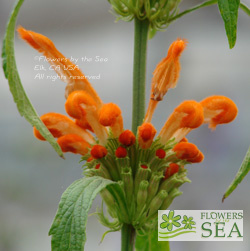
(173, 142), (204, 163)
(99, 103), (123, 138)
(33, 112), (95, 144)
(65, 90), (97, 119)
(144, 39), (187, 123)
(17, 26), (102, 105)
(158, 100), (204, 144)
(188, 151), (204, 163)
(200, 95), (238, 130)
(75, 119), (93, 132)
(65, 91), (108, 145)
(57, 134), (90, 155)
(151, 38), (187, 101)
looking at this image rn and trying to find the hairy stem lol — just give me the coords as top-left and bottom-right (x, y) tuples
(132, 17), (149, 134)
(121, 224), (136, 251)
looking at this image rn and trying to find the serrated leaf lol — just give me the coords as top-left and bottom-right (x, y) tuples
(223, 146), (250, 202)
(2, 0), (63, 157)
(218, 0), (240, 49)
(135, 229), (169, 251)
(49, 176), (116, 251)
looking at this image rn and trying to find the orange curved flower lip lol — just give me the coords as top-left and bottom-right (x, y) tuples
(17, 26), (102, 106)
(158, 100), (204, 144)
(200, 95), (238, 130)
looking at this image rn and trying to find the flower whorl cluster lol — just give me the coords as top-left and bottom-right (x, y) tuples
(18, 27), (238, 233)
(108, 0), (182, 33)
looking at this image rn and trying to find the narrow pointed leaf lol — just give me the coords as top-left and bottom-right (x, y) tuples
(217, 0), (240, 49)
(240, 2), (250, 16)
(135, 229), (170, 251)
(223, 147), (250, 201)
(49, 176), (116, 251)
(2, 0), (63, 157)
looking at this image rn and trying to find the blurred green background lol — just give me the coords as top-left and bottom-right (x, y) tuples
(1, 0), (250, 250)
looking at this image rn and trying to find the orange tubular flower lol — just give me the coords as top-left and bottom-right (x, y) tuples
(98, 103), (124, 138)
(33, 113), (95, 144)
(144, 39), (187, 123)
(138, 123), (157, 149)
(65, 91), (108, 145)
(17, 26), (102, 106)
(57, 134), (90, 155)
(173, 142), (204, 163)
(200, 95), (238, 130)
(158, 100), (204, 144)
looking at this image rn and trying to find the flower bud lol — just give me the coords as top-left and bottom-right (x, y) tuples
(138, 123), (157, 149)
(99, 103), (123, 137)
(115, 146), (127, 158)
(156, 148), (166, 159)
(119, 130), (136, 147)
(164, 163), (180, 179)
(91, 145), (108, 159)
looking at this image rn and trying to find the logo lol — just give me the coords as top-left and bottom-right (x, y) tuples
(158, 210), (243, 241)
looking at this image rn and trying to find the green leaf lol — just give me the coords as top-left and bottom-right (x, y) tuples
(135, 229), (170, 251)
(2, 0), (63, 157)
(223, 146), (250, 202)
(49, 176), (115, 251)
(240, 2), (250, 16)
(217, 0), (240, 49)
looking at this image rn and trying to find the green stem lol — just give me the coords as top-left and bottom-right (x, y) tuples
(168, 0), (217, 23)
(121, 224), (136, 251)
(132, 17), (149, 134)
